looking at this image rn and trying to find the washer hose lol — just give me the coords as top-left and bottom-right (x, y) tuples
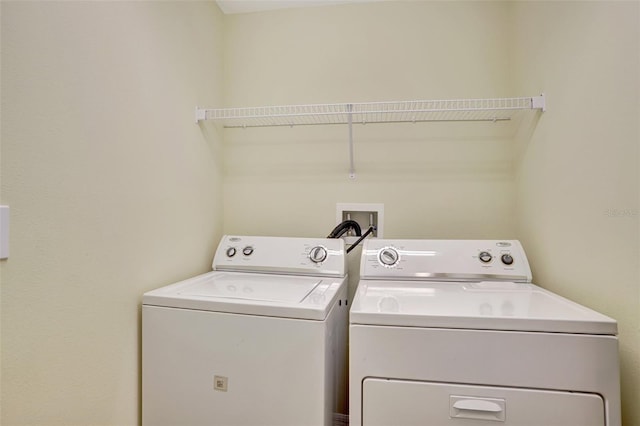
(346, 226), (375, 254)
(327, 220), (362, 239)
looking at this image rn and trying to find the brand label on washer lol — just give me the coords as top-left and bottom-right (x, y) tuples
(214, 375), (228, 392)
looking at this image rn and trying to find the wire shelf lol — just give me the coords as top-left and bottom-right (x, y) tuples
(196, 96), (545, 127)
(195, 95), (546, 179)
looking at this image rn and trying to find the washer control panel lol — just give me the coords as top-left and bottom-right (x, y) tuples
(361, 239), (532, 282)
(213, 235), (346, 278)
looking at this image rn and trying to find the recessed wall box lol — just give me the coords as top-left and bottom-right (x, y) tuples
(336, 203), (384, 243)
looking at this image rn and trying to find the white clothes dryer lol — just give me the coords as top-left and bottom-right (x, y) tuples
(143, 235), (348, 426)
(349, 239), (620, 426)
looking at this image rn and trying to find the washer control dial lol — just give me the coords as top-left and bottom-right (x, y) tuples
(309, 246), (328, 264)
(479, 251), (493, 263)
(242, 246), (254, 256)
(378, 247), (400, 267)
(226, 247), (237, 257)
(501, 254), (514, 265)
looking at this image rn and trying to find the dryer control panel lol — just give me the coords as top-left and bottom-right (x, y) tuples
(360, 239), (532, 283)
(213, 235), (347, 278)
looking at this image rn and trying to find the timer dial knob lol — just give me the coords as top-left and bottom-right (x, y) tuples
(479, 251), (493, 263)
(226, 247), (237, 257)
(378, 247), (400, 267)
(501, 254), (514, 265)
(309, 246), (328, 264)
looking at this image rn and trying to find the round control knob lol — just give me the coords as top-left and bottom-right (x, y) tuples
(479, 251), (493, 263)
(501, 254), (514, 265)
(242, 246), (254, 256)
(378, 247), (400, 267)
(309, 246), (328, 264)
(226, 247), (237, 257)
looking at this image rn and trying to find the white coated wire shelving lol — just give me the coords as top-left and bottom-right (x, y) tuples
(196, 95), (545, 127)
(195, 95), (546, 178)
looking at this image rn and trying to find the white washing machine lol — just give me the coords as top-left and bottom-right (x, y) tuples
(143, 235), (348, 426)
(349, 239), (620, 426)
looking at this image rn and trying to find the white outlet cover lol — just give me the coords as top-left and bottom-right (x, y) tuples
(0, 206), (9, 259)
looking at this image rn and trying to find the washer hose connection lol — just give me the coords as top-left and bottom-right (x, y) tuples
(346, 226), (375, 254)
(327, 220), (362, 239)
(327, 220), (375, 254)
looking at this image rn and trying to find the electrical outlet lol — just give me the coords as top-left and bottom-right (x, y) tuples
(336, 203), (384, 242)
(0, 206), (8, 260)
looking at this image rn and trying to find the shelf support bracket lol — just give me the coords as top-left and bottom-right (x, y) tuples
(195, 107), (206, 124)
(531, 93), (546, 112)
(347, 103), (355, 179)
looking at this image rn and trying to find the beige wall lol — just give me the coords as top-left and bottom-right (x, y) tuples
(511, 1), (639, 425)
(0, 2), (224, 425)
(223, 1), (640, 425)
(1, 1), (638, 425)
(222, 1), (518, 298)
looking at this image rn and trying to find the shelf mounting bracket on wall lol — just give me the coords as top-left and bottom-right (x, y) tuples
(531, 93), (546, 112)
(196, 94), (546, 178)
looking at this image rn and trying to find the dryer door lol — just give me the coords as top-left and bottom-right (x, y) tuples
(362, 378), (605, 426)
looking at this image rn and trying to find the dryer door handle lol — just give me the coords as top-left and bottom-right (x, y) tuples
(450, 396), (506, 421)
(453, 399), (502, 412)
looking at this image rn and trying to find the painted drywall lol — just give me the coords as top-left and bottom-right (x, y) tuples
(0, 2), (3, 420)
(222, 1), (639, 424)
(2, 1), (636, 424)
(511, 1), (640, 425)
(0, 2), (224, 424)
(222, 1), (518, 296)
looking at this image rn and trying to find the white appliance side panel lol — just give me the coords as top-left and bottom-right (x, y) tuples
(362, 379), (605, 426)
(319, 280), (348, 422)
(143, 306), (331, 426)
(349, 325), (620, 426)
(328, 285), (349, 416)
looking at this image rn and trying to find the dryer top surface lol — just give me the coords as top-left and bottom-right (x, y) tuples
(350, 280), (617, 335)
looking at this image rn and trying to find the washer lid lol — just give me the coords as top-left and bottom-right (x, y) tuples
(350, 280), (617, 335)
(143, 271), (346, 320)
(179, 273), (319, 303)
